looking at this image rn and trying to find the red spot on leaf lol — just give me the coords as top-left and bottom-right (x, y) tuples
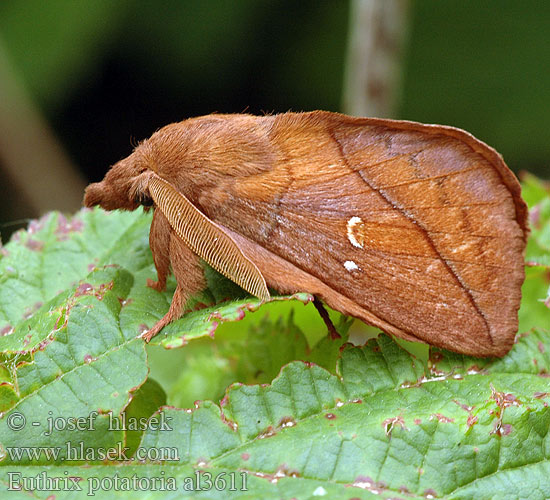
(208, 321), (219, 337)
(25, 238), (44, 251)
(258, 426), (276, 439)
(84, 354), (97, 364)
(347, 476), (387, 494)
(538, 341), (546, 353)
(325, 413), (337, 420)
(500, 424), (513, 435)
(382, 415), (408, 436)
(430, 413), (454, 423)
(530, 204), (541, 228)
(37, 334), (55, 352)
(490, 384), (520, 436)
(349, 476), (374, 489)
(95, 281), (114, 300)
(75, 283), (94, 297)
(1, 325), (14, 336)
(252, 464), (300, 483)
(466, 364), (486, 375)
(491, 387), (521, 408)
(430, 351), (444, 363)
(28, 217), (46, 234)
(453, 400), (474, 412)
(55, 214), (83, 240)
(23, 302), (43, 320)
(241, 453), (250, 461)
(220, 411), (238, 431)
(278, 416), (296, 428)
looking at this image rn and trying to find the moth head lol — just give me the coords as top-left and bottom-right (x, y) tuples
(84, 150), (154, 211)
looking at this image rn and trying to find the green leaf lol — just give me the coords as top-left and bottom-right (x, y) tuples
(0, 266), (148, 466)
(0, 174), (549, 498)
(525, 195), (550, 267)
(152, 312), (350, 409)
(520, 171), (550, 208)
(0, 209), (153, 333)
(146, 293), (315, 349)
(122, 378), (167, 457)
(519, 174), (550, 332)
(136, 331), (550, 499)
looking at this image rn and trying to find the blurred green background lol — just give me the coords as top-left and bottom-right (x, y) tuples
(1, 0), (549, 240)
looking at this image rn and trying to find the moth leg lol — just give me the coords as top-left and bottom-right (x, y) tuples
(147, 209), (171, 292)
(142, 232), (206, 342)
(142, 286), (186, 342)
(313, 297), (341, 340)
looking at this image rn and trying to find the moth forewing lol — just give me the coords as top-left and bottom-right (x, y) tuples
(196, 112), (527, 356)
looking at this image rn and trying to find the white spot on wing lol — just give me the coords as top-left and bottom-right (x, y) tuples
(344, 260), (359, 271)
(452, 243), (472, 254)
(426, 261), (439, 273)
(347, 216), (363, 248)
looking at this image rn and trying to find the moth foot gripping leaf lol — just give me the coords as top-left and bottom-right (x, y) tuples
(146, 278), (165, 293)
(84, 111), (527, 355)
(141, 286), (187, 343)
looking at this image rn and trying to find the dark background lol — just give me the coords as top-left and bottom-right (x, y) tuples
(1, 0), (549, 241)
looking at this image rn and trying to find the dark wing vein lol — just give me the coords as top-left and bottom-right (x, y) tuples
(327, 129), (493, 343)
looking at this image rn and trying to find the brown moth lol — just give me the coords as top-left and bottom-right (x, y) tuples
(83, 111), (528, 356)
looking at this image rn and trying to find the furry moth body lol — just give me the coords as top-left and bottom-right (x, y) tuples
(84, 111), (528, 356)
